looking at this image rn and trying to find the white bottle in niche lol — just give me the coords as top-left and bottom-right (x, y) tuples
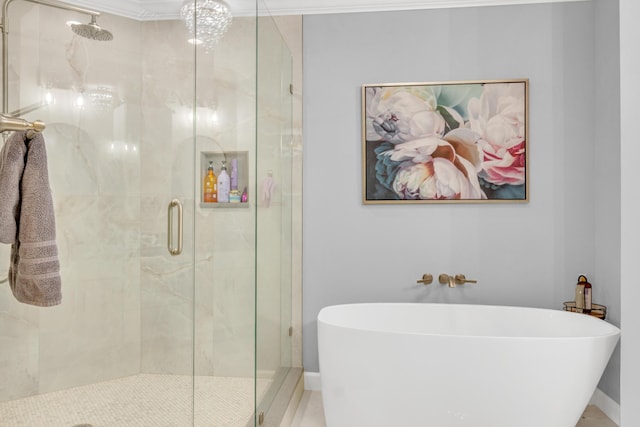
(218, 160), (231, 203)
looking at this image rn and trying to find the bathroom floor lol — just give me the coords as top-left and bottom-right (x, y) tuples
(0, 374), (270, 427)
(290, 391), (618, 427)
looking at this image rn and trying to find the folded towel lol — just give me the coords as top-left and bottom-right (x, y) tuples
(0, 130), (61, 307)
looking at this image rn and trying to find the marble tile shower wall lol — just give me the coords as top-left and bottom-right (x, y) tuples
(197, 17), (259, 378)
(1, 6), (143, 402)
(0, 5), (266, 402)
(140, 17), (259, 377)
(139, 19), (195, 376)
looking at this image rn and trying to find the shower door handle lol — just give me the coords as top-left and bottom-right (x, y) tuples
(167, 199), (183, 256)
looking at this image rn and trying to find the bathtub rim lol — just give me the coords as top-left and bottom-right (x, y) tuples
(317, 302), (621, 340)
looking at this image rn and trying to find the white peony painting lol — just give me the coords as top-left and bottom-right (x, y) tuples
(362, 80), (528, 203)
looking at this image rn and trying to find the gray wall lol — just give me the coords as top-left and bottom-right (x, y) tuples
(620, 0), (640, 422)
(593, 0), (621, 403)
(302, 1), (621, 402)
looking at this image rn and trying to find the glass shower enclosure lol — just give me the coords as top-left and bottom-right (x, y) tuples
(0, 0), (301, 426)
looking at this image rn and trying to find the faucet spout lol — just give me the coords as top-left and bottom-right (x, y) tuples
(439, 273), (477, 287)
(438, 274), (456, 288)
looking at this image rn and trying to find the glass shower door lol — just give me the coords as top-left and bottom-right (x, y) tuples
(0, 3), (199, 425)
(255, 10), (297, 426)
(191, 5), (259, 427)
(139, 14), (198, 426)
(0, 1), (290, 425)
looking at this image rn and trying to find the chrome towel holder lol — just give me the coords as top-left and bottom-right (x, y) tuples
(0, 113), (45, 136)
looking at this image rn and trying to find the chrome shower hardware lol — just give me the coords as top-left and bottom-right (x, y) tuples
(167, 199), (184, 256)
(0, 0), (114, 134)
(0, 114), (44, 135)
(70, 14), (113, 41)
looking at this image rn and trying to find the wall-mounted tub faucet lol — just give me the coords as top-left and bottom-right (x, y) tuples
(439, 274), (478, 288)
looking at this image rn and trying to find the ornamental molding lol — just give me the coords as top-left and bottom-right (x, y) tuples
(62, 0), (587, 20)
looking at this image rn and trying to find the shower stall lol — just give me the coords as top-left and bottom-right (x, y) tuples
(0, 0), (302, 425)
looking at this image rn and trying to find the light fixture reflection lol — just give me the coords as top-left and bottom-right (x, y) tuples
(180, 0), (232, 50)
(88, 86), (114, 109)
(75, 94), (85, 108)
(109, 141), (138, 155)
(44, 91), (54, 105)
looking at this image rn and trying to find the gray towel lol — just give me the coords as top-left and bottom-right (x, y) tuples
(0, 131), (23, 243)
(0, 130), (61, 307)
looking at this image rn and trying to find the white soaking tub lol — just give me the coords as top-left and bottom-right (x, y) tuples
(317, 303), (620, 427)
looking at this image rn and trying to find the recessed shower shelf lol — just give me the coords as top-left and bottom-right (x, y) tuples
(199, 202), (250, 209)
(200, 150), (249, 208)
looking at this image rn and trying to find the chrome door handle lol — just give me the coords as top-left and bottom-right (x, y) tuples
(167, 199), (183, 256)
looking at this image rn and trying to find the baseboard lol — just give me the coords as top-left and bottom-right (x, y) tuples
(590, 388), (620, 426)
(303, 371), (321, 391)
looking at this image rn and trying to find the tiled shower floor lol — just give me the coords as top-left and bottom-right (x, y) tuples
(0, 374), (270, 427)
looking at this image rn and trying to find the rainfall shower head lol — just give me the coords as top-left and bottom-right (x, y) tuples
(71, 15), (113, 41)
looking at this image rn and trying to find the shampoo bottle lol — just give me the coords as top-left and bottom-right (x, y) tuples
(203, 161), (217, 203)
(218, 160), (230, 203)
(229, 158), (241, 203)
(230, 158), (238, 191)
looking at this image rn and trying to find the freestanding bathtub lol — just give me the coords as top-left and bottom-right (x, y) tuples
(318, 303), (620, 427)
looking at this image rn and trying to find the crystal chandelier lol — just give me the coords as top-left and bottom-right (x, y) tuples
(180, 0), (232, 50)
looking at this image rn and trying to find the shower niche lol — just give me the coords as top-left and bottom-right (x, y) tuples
(199, 150), (250, 208)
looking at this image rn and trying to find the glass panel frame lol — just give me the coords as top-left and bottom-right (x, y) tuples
(254, 7), (296, 426)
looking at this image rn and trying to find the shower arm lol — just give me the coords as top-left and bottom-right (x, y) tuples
(0, 0), (101, 116)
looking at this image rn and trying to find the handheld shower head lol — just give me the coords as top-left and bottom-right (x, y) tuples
(71, 15), (113, 41)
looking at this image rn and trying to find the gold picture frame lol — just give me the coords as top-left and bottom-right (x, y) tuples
(362, 79), (529, 204)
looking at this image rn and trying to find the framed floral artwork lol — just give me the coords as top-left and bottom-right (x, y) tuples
(362, 79), (528, 203)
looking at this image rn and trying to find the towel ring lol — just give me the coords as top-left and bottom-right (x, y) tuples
(0, 275), (7, 283)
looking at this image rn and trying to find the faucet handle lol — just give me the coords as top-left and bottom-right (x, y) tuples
(454, 274), (477, 285)
(416, 274), (433, 285)
(438, 274), (455, 287)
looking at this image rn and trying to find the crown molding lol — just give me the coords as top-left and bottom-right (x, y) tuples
(61, 0), (589, 21)
(55, 0), (182, 20)
(259, 0), (588, 16)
